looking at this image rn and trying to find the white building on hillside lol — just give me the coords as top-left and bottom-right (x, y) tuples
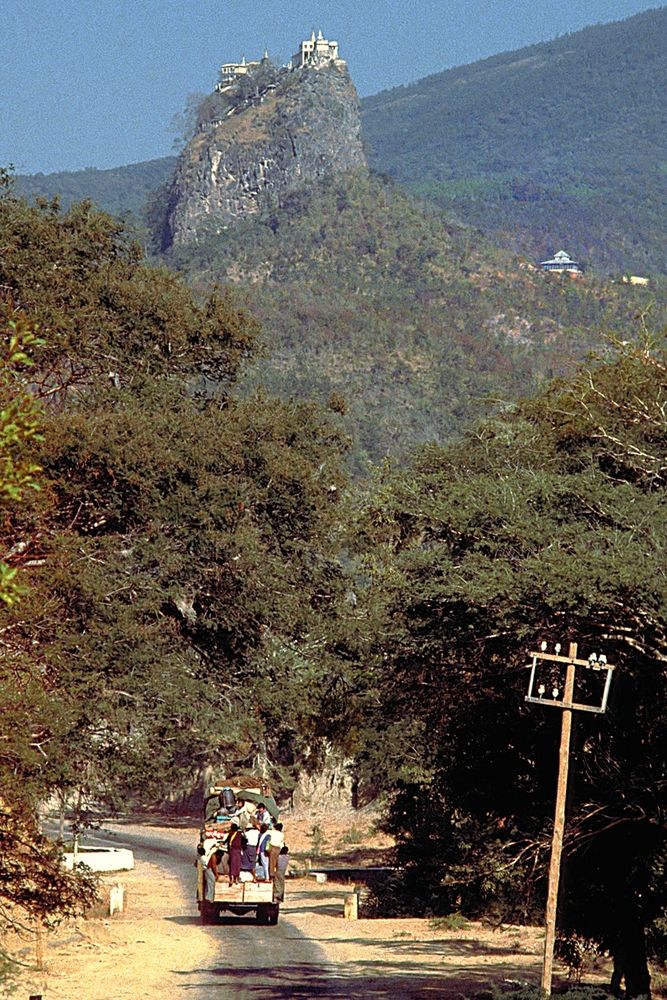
(216, 53), (267, 91)
(539, 250), (582, 273)
(290, 30), (346, 70)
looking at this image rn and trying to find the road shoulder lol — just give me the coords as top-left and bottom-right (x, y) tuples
(13, 857), (217, 1000)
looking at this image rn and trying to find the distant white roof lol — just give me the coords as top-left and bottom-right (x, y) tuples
(539, 249), (581, 268)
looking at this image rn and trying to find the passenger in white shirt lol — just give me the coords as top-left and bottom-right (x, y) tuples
(241, 822), (260, 877)
(268, 823), (285, 878)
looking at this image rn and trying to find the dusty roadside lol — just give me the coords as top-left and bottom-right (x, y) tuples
(9, 816), (663, 999)
(11, 857), (551, 1000)
(8, 856), (216, 1000)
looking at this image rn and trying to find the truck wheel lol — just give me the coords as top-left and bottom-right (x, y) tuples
(200, 901), (216, 925)
(267, 904), (279, 925)
(256, 904), (269, 924)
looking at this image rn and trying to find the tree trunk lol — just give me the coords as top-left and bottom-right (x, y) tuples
(57, 789), (66, 841)
(610, 903), (651, 1000)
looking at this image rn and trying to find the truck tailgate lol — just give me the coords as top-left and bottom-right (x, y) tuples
(214, 881), (274, 903)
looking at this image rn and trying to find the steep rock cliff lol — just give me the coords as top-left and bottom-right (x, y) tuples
(165, 64), (366, 246)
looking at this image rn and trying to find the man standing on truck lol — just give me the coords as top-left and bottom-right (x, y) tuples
(274, 845), (289, 902)
(268, 822), (285, 879)
(241, 821), (260, 877)
(205, 849), (225, 902)
(256, 823), (271, 880)
(235, 798), (254, 831)
(227, 823), (245, 885)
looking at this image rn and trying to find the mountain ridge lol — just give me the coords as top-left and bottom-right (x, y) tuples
(361, 6), (667, 275)
(14, 157), (176, 220)
(12, 9), (666, 275)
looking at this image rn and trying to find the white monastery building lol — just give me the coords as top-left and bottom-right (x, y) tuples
(216, 31), (346, 94)
(290, 30), (346, 70)
(217, 54), (266, 91)
(539, 250), (582, 273)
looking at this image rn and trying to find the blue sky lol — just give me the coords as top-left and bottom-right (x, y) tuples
(2, 1), (662, 174)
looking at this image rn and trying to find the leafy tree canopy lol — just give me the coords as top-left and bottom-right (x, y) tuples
(0, 192), (355, 956)
(0, 190), (259, 393)
(349, 331), (666, 996)
(0, 317), (97, 972)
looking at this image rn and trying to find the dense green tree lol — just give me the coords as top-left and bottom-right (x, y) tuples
(0, 317), (43, 605)
(0, 190), (353, 821)
(0, 191), (259, 394)
(18, 379), (351, 807)
(351, 332), (666, 996)
(0, 317), (97, 979)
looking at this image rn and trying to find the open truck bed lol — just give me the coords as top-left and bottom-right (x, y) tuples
(196, 865), (280, 924)
(196, 778), (281, 926)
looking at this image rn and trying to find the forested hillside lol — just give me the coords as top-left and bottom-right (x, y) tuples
(4, 14), (666, 987)
(162, 170), (665, 470)
(2, 156), (665, 998)
(347, 331), (667, 995)
(14, 157), (176, 219)
(362, 7), (667, 276)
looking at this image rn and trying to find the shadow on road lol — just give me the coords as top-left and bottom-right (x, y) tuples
(165, 913), (261, 927)
(165, 914), (203, 926)
(172, 959), (526, 997)
(287, 903), (346, 917)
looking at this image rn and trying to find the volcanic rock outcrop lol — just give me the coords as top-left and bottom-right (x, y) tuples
(165, 61), (366, 247)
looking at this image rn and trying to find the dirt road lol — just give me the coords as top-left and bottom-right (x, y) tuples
(99, 823), (346, 998)
(14, 821), (589, 999)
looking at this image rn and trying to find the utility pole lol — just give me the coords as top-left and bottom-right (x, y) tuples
(541, 641), (577, 994)
(525, 640), (615, 995)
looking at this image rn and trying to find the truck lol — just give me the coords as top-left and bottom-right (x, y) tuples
(195, 780), (281, 926)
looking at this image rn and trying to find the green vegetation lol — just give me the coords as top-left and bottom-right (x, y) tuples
(362, 8), (667, 276)
(428, 913), (469, 932)
(3, 11), (666, 987)
(161, 170), (666, 470)
(338, 824), (367, 845)
(0, 309), (98, 975)
(344, 331), (667, 995)
(0, 187), (353, 964)
(1, 185), (664, 998)
(0, 317), (43, 605)
(309, 824), (326, 857)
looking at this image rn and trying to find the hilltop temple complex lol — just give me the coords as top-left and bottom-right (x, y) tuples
(217, 55), (265, 89)
(216, 30), (345, 91)
(289, 30), (346, 70)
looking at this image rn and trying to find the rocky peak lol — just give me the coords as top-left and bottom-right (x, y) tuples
(165, 61), (366, 247)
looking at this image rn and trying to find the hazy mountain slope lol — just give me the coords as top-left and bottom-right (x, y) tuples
(14, 158), (176, 218)
(12, 11), (665, 275)
(164, 171), (664, 470)
(361, 8), (667, 276)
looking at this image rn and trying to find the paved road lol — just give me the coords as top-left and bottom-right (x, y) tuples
(94, 824), (349, 998)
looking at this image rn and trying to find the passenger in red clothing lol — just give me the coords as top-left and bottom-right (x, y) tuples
(226, 823), (246, 885)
